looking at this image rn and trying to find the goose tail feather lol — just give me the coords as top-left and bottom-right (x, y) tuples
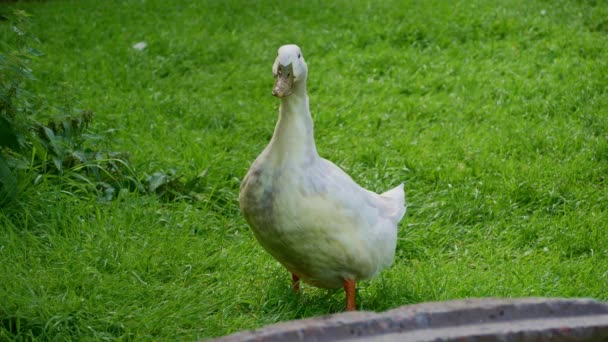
(380, 183), (407, 222)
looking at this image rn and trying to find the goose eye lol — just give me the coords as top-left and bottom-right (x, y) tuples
(298, 53), (301, 58)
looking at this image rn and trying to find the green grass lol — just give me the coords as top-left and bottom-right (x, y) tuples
(1, 0), (608, 339)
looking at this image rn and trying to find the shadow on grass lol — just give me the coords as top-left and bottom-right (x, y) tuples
(0, 315), (44, 340)
(256, 272), (423, 320)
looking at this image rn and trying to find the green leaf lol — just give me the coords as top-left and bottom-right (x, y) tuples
(13, 9), (32, 18)
(25, 47), (44, 57)
(9, 64), (35, 80)
(42, 126), (64, 158)
(62, 120), (72, 143)
(11, 25), (25, 36)
(52, 156), (63, 172)
(147, 172), (169, 193)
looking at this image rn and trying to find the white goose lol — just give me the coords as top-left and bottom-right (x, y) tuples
(239, 44), (406, 311)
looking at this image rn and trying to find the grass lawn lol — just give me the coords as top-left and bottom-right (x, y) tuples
(1, 0), (608, 340)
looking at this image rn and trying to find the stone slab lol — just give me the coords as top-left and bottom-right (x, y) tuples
(209, 297), (608, 341)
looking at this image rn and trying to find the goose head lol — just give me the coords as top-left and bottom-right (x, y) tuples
(272, 44), (307, 98)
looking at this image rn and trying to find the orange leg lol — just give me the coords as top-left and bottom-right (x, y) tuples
(343, 279), (356, 311)
(292, 273), (300, 292)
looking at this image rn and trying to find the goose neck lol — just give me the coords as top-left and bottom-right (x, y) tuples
(269, 89), (318, 162)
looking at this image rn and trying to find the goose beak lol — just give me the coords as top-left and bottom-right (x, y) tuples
(272, 63), (294, 98)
